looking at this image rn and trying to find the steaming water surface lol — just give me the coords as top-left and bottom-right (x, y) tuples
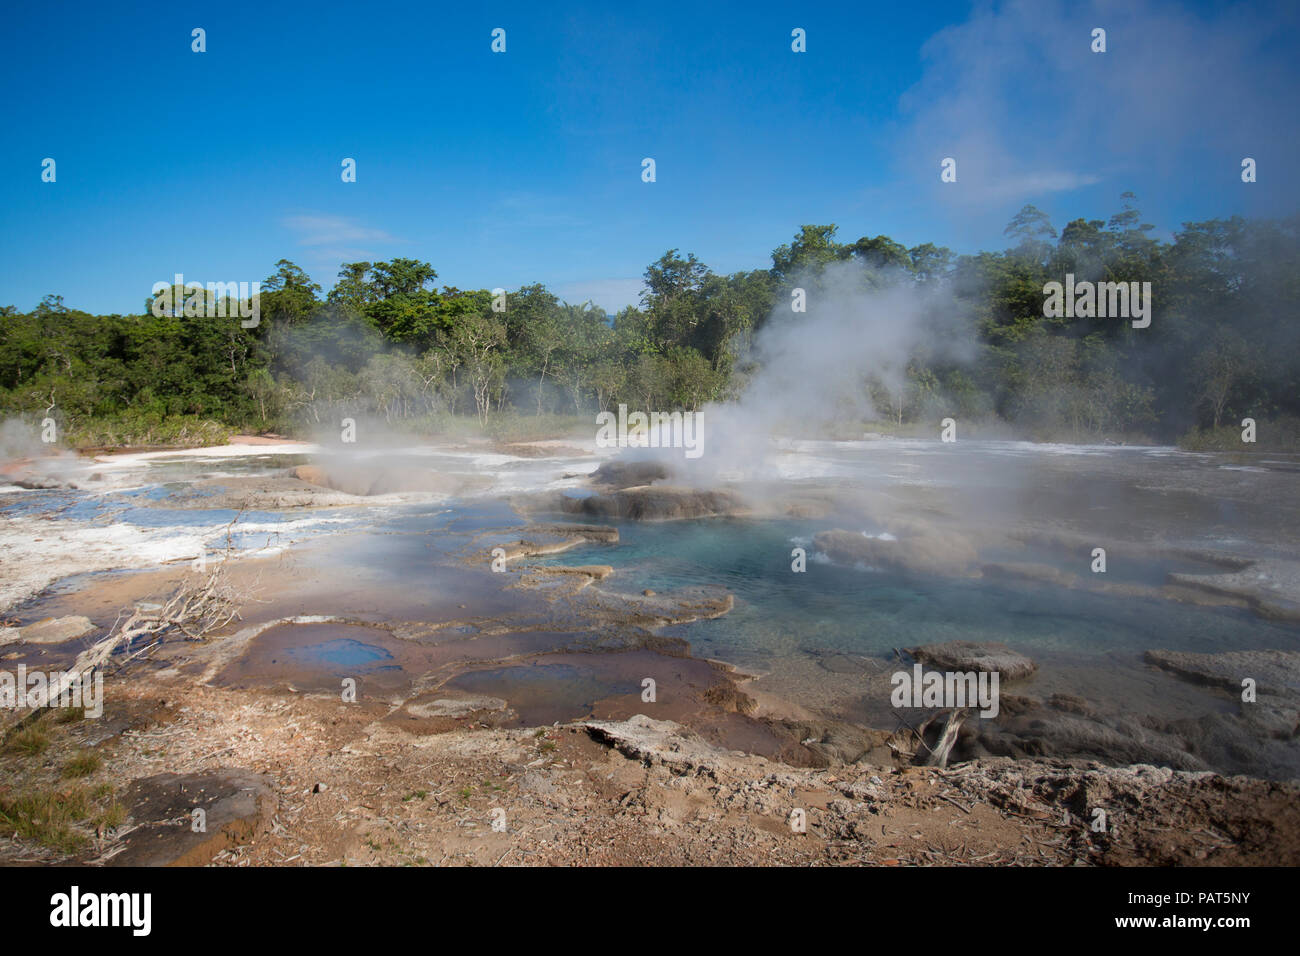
(5, 438), (1299, 775)
(527, 514), (1298, 725)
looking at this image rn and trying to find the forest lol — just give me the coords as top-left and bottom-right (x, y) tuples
(2, 194), (1296, 449)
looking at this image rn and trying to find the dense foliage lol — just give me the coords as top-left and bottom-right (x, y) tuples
(2, 195), (1296, 446)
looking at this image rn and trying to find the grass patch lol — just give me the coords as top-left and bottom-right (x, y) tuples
(1178, 416), (1300, 452)
(95, 799), (126, 830)
(0, 785), (125, 854)
(0, 789), (93, 854)
(61, 751), (102, 779)
(481, 412), (590, 443)
(65, 412), (233, 450)
(6, 723), (51, 757)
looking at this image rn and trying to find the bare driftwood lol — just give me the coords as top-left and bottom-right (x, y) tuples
(920, 708), (969, 768)
(20, 565), (243, 717)
(887, 708), (970, 770)
(5, 515), (249, 730)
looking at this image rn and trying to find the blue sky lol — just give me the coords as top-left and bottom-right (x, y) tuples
(2, 0), (1296, 314)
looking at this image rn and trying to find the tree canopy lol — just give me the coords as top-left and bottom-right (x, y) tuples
(2, 195), (1295, 446)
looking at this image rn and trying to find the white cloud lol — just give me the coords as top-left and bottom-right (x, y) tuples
(981, 171), (1104, 202)
(281, 215), (403, 248)
(892, 0), (1298, 215)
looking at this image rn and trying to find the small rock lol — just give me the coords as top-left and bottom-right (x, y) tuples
(6, 615), (97, 646)
(107, 769), (276, 867)
(909, 640), (1036, 681)
(406, 696), (508, 719)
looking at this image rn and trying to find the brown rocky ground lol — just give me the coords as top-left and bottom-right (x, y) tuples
(3, 673), (1297, 867)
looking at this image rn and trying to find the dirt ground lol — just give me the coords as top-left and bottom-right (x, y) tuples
(3, 671), (1297, 867)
